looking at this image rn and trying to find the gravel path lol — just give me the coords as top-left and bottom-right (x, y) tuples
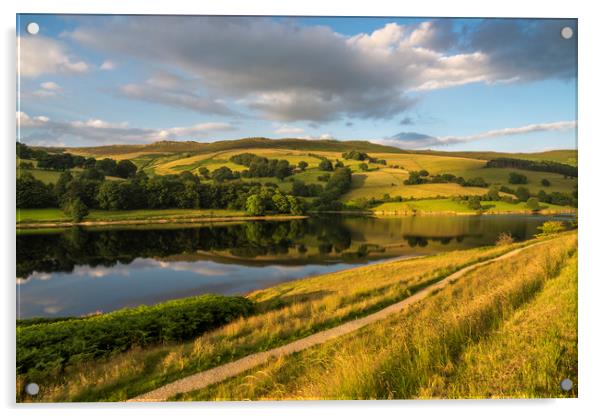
(130, 241), (544, 402)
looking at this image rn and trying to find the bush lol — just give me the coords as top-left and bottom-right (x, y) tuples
(62, 198), (89, 222)
(467, 196), (482, 210)
(541, 178), (551, 187)
(536, 221), (566, 237)
(318, 159), (334, 171)
(16, 294), (255, 375)
(495, 232), (515, 246)
(526, 197), (541, 211)
(508, 172), (528, 184)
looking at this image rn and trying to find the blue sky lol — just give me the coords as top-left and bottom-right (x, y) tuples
(17, 15), (577, 151)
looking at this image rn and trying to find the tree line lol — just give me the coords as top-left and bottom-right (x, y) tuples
(403, 170), (489, 188)
(17, 142), (137, 179)
(485, 157), (577, 178)
(17, 169), (306, 220)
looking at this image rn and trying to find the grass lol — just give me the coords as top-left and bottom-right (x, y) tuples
(175, 233), (577, 400)
(342, 172), (491, 202)
(372, 198), (576, 215)
(448, 167), (576, 194)
(18, 238), (543, 402)
(419, 253), (577, 398)
(53, 145), (578, 205)
(16, 208), (246, 224)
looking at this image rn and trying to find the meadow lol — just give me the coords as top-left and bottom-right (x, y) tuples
(16, 231), (576, 401)
(16, 208), (246, 224)
(19, 139), (577, 216)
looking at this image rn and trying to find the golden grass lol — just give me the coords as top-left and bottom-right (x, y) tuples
(22, 240), (531, 402)
(176, 233), (577, 400)
(418, 252), (577, 398)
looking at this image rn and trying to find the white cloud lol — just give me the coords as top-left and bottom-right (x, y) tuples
(19, 36), (89, 77)
(29, 81), (63, 98)
(17, 111), (236, 145)
(381, 121), (577, 149)
(40, 81), (61, 91)
(100, 60), (116, 70)
(274, 124), (305, 135)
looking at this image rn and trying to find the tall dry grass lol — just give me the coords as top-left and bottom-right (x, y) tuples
(177, 233), (576, 400)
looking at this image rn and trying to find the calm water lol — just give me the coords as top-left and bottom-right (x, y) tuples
(16, 214), (572, 318)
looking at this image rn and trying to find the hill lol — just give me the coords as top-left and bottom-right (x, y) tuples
(64, 138), (406, 158)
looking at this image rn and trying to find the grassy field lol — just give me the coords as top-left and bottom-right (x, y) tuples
(16, 208), (245, 223)
(372, 198), (576, 215)
(175, 233), (577, 400)
(55, 140), (578, 206)
(412, 149), (577, 166)
(17, 232), (576, 402)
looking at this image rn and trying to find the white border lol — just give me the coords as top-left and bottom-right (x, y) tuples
(2, 1), (600, 416)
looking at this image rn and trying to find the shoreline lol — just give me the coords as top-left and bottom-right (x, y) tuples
(371, 208), (577, 217)
(16, 214), (309, 229)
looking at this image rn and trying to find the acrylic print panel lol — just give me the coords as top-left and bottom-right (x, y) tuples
(16, 14), (577, 402)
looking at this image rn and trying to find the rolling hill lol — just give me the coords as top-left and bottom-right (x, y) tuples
(27, 137), (577, 205)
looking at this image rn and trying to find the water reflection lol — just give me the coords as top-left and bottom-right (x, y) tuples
(16, 215), (570, 318)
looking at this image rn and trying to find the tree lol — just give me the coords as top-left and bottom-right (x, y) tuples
(318, 159), (334, 171)
(16, 173), (56, 208)
(62, 198), (89, 222)
(508, 172), (528, 184)
(97, 158), (118, 176)
(418, 169), (429, 177)
(485, 186), (500, 201)
(272, 192), (290, 213)
(358, 163), (369, 171)
(541, 178), (551, 187)
(298, 161), (308, 171)
(404, 171), (426, 185)
(212, 166), (235, 182)
(286, 195), (304, 215)
(515, 186), (531, 202)
(526, 197), (541, 211)
(79, 168), (105, 182)
(245, 194), (266, 216)
(115, 160), (137, 178)
(198, 167), (210, 179)
(467, 196), (482, 210)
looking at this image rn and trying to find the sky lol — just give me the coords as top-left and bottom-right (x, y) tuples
(16, 15), (577, 151)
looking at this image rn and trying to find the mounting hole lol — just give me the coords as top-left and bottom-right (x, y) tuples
(560, 378), (573, 391)
(25, 382), (39, 396)
(26, 22), (39, 35)
(561, 26), (574, 40)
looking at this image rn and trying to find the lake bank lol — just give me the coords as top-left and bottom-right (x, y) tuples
(370, 198), (576, 217)
(16, 208), (308, 229)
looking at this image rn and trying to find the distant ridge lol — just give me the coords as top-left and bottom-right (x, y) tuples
(61, 137), (406, 156)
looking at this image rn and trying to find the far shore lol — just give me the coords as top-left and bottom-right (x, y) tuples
(372, 208), (577, 217)
(16, 214), (309, 229)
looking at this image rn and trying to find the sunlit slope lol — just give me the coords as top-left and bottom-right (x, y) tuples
(55, 138), (577, 202)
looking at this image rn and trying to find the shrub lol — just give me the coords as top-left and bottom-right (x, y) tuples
(536, 221), (566, 237)
(16, 294), (255, 375)
(526, 197), (541, 211)
(62, 197), (89, 222)
(508, 172), (528, 184)
(541, 178), (551, 187)
(495, 232), (515, 246)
